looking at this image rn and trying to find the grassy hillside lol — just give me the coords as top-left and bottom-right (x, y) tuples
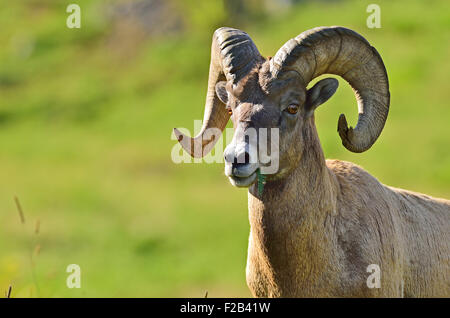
(0, 0), (448, 297)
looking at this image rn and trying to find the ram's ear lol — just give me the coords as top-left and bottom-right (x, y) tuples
(305, 78), (338, 116)
(215, 81), (228, 104)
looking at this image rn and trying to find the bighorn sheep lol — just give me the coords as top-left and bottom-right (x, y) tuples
(174, 27), (450, 297)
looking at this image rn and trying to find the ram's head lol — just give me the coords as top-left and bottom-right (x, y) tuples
(174, 27), (389, 188)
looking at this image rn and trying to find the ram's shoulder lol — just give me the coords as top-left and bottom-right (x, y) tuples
(326, 159), (373, 179)
(325, 160), (394, 219)
(325, 159), (386, 195)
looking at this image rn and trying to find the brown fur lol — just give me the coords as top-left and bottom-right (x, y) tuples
(177, 28), (449, 297)
(246, 117), (450, 297)
(202, 55), (449, 297)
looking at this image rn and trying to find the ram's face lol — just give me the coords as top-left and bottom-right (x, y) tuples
(174, 27), (390, 188)
(215, 68), (310, 188)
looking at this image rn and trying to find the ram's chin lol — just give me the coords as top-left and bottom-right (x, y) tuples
(228, 172), (257, 188)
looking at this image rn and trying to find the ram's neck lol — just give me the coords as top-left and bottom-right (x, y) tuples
(248, 120), (338, 225)
(246, 121), (339, 296)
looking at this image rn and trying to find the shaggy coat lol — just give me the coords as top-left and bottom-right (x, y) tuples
(175, 26), (450, 297)
(246, 118), (450, 297)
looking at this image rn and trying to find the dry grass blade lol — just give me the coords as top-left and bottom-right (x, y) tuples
(204, 290), (208, 298)
(33, 244), (41, 258)
(14, 196), (25, 224)
(35, 219), (40, 235)
(12, 196), (41, 296)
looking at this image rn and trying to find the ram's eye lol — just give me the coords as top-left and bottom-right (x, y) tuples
(227, 108), (233, 116)
(286, 104), (299, 115)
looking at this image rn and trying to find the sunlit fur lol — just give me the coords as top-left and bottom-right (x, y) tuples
(178, 26), (450, 297)
(227, 61), (450, 297)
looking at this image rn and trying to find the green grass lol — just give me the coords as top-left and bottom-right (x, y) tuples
(0, 0), (449, 297)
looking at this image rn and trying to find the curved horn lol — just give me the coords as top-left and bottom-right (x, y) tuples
(174, 28), (262, 158)
(271, 26), (390, 153)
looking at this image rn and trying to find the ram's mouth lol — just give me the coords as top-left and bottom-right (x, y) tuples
(228, 171), (258, 188)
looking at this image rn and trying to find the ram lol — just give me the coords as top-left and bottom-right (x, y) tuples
(174, 27), (450, 297)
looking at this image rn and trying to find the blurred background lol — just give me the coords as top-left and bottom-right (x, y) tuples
(0, 0), (448, 297)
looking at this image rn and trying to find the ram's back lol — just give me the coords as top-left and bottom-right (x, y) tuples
(385, 186), (450, 296)
(326, 159), (450, 297)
